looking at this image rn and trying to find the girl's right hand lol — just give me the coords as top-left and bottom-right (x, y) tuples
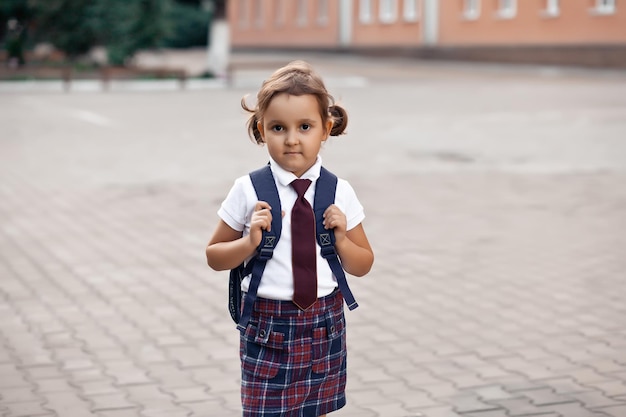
(249, 201), (272, 248)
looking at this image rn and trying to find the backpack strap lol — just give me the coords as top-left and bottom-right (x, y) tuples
(237, 165), (282, 332)
(237, 165), (359, 332)
(314, 167), (359, 311)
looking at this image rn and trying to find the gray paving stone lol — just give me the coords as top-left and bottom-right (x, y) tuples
(445, 372), (492, 389)
(352, 367), (397, 384)
(365, 402), (418, 417)
(0, 401), (53, 417)
(2, 51), (626, 417)
(520, 388), (578, 406)
(88, 393), (138, 412)
(413, 405), (464, 417)
(441, 394), (502, 414)
(166, 386), (213, 403)
(333, 404), (378, 417)
(24, 365), (65, 381)
(485, 397), (556, 416)
(42, 391), (93, 415)
(102, 360), (153, 386)
(0, 387), (42, 404)
(568, 368), (614, 385)
(566, 391), (626, 409)
(76, 379), (120, 396)
(537, 402), (613, 417)
(539, 377), (592, 395)
(0, 365), (30, 389)
(577, 379), (626, 398)
(462, 411), (511, 417)
(139, 407), (191, 417)
(345, 388), (390, 407)
(97, 410), (142, 417)
(581, 359), (625, 374)
(34, 378), (75, 393)
(184, 400), (237, 417)
(597, 404), (626, 417)
(471, 385), (518, 401)
(416, 383), (461, 400)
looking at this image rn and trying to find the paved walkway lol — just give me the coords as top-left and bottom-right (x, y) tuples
(1, 51), (626, 417)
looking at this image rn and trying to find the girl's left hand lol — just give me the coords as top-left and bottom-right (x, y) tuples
(323, 204), (347, 243)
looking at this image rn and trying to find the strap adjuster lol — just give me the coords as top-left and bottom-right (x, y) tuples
(258, 248), (274, 260)
(320, 245), (336, 258)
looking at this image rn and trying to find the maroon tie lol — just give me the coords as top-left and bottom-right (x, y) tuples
(290, 179), (317, 310)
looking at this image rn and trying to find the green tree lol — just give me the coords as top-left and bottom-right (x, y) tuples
(29, 0), (172, 65)
(1, 0), (38, 66)
(104, 0), (172, 65)
(2, 0), (212, 66)
(162, 1), (211, 48)
(29, 0), (101, 60)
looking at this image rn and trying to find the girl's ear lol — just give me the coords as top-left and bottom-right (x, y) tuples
(256, 120), (265, 142)
(324, 119), (333, 140)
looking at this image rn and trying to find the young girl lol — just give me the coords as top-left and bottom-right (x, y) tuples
(206, 60), (374, 417)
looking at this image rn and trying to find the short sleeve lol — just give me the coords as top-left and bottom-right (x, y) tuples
(335, 179), (365, 231)
(217, 176), (252, 233)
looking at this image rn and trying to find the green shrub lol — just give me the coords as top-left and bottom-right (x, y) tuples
(162, 2), (211, 48)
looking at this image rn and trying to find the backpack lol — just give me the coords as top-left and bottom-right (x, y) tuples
(229, 164), (359, 332)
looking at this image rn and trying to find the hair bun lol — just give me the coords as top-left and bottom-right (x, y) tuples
(329, 105), (348, 136)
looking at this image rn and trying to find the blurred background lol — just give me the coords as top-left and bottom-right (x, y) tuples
(1, 0), (625, 81)
(1, 2), (626, 417)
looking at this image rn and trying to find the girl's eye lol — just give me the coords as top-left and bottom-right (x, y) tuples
(301, 124), (310, 131)
(271, 125), (283, 132)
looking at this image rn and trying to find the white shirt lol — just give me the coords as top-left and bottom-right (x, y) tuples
(217, 156), (365, 300)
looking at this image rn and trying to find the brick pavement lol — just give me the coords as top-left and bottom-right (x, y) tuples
(1, 52), (626, 417)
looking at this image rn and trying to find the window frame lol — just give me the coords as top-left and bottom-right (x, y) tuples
(379, 0), (398, 24)
(591, 0), (616, 15)
(542, 0), (560, 17)
(463, 0), (481, 20)
(403, 0), (420, 22)
(359, 0), (373, 24)
(497, 0), (517, 19)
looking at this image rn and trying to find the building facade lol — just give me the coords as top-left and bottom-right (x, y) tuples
(228, 0), (626, 67)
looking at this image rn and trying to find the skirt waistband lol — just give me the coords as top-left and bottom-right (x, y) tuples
(251, 288), (342, 318)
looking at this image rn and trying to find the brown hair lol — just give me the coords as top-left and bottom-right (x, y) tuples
(241, 60), (348, 144)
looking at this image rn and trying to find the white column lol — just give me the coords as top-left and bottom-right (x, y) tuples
(422, 0), (439, 46)
(207, 19), (231, 78)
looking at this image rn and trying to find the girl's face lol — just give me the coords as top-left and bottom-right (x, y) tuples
(257, 93), (332, 178)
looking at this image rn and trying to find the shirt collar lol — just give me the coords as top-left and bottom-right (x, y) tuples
(269, 156), (322, 187)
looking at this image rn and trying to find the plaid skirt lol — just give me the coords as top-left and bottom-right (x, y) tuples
(240, 289), (347, 417)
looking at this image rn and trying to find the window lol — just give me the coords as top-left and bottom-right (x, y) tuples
(543, 0), (559, 17)
(403, 0), (419, 22)
(318, 0), (329, 25)
(297, 0), (307, 26)
(592, 0), (616, 14)
(463, 0), (480, 20)
(380, 0), (398, 23)
(359, 0), (373, 24)
(497, 0), (517, 19)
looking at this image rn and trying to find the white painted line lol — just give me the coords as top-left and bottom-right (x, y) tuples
(72, 109), (113, 127)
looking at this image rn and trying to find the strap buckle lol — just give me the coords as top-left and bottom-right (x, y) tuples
(320, 245), (337, 259)
(257, 232), (276, 261)
(258, 247), (274, 261)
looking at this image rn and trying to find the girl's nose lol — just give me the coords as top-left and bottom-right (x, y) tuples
(285, 132), (299, 145)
